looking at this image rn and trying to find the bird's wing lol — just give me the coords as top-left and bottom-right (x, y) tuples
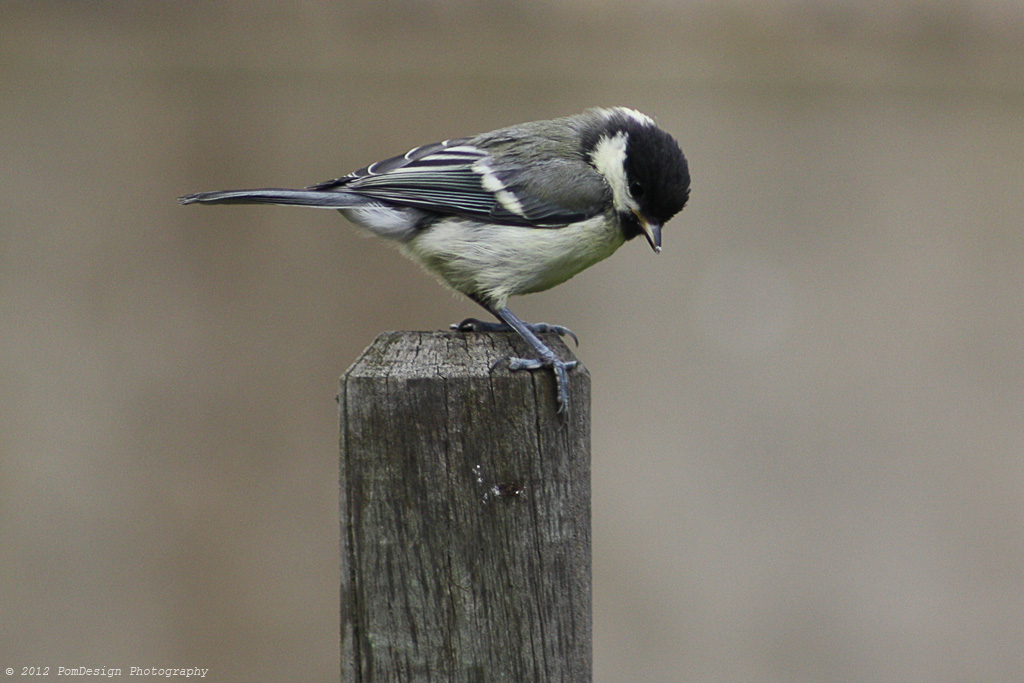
(310, 139), (603, 227)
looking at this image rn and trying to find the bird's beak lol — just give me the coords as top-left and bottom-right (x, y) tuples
(634, 210), (662, 254)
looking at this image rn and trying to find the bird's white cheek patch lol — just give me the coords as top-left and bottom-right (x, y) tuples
(589, 131), (633, 214)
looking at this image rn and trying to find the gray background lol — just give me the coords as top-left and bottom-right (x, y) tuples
(3, 2), (1023, 681)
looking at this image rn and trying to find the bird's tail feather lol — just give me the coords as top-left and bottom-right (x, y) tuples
(178, 188), (363, 208)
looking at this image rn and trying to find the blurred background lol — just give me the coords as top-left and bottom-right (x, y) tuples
(2, 1), (1023, 681)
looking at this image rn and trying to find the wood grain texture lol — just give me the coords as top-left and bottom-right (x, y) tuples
(340, 331), (591, 682)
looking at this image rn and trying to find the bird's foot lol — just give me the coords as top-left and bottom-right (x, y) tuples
(452, 318), (579, 346)
(491, 355), (578, 415)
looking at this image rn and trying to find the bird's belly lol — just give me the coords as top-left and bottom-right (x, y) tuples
(403, 216), (625, 308)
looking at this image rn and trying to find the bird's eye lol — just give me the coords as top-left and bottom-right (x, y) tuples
(629, 181), (645, 198)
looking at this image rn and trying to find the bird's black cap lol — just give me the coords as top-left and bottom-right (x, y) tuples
(621, 121), (690, 225)
(580, 109), (690, 227)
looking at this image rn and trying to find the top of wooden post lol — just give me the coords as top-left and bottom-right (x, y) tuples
(345, 329), (589, 426)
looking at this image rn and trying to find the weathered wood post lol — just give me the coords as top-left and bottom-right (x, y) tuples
(340, 330), (591, 682)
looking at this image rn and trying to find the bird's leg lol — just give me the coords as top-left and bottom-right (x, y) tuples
(467, 303), (578, 415)
(451, 318), (578, 346)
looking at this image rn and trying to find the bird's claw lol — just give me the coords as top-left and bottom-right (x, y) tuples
(452, 318), (579, 346)
(530, 323), (579, 347)
(451, 317), (488, 332)
(492, 356), (578, 415)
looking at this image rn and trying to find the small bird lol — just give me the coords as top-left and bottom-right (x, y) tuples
(179, 107), (690, 414)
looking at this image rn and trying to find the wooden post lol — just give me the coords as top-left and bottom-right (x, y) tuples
(339, 330), (591, 682)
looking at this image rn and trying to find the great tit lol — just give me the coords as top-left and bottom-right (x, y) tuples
(179, 107), (691, 415)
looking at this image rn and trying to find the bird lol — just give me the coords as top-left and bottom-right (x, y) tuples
(179, 107), (690, 415)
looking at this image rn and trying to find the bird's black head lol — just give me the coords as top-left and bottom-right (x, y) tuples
(584, 108), (690, 252)
(622, 121), (690, 224)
